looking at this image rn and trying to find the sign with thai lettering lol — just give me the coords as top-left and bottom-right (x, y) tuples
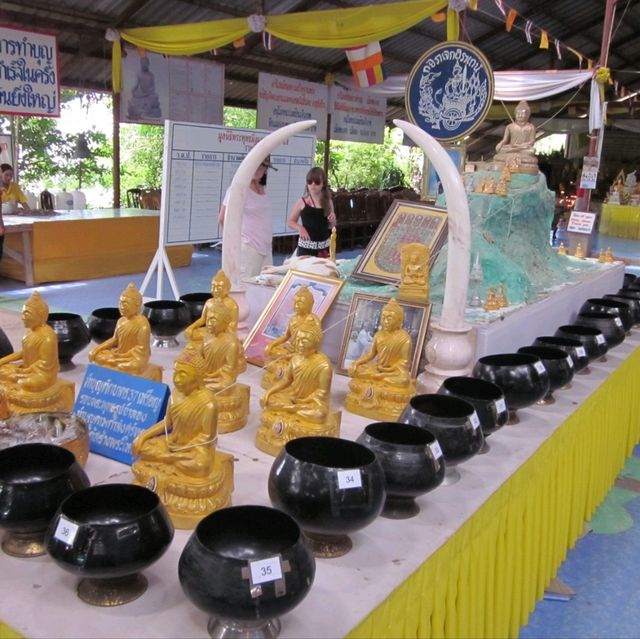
(405, 42), (493, 142)
(74, 364), (170, 465)
(567, 210), (596, 234)
(0, 25), (60, 117)
(329, 85), (386, 144)
(579, 156), (600, 190)
(257, 72), (328, 139)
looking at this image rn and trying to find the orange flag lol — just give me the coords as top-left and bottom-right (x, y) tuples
(539, 30), (549, 49)
(506, 8), (517, 32)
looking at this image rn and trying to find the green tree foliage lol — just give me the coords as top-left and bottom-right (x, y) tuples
(120, 123), (164, 194)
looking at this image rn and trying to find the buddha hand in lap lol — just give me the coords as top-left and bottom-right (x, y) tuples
(0, 291), (74, 417)
(199, 300), (249, 434)
(345, 298), (416, 421)
(494, 100), (538, 174)
(131, 349), (234, 529)
(89, 283), (161, 381)
(257, 316), (340, 456)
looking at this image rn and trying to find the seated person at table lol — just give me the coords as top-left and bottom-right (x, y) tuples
(345, 298), (415, 421)
(0, 291), (74, 417)
(257, 316), (340, 456)
(131, 349), (234, 529)
(89, 283), (161, 381)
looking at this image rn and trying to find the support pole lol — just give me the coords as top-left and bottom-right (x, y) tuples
(112, 92), (121, 208)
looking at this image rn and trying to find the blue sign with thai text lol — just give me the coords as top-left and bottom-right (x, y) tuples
(74, 364), (170, 465)
(405, 42), (494, 142)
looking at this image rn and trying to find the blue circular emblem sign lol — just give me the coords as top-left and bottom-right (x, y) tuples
(405, 42), (494, 142)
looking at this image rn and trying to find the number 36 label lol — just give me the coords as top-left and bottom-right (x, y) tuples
(250, 556), (283, 585)
(53, 517), (79, 546)
(337, 469), (362, 489)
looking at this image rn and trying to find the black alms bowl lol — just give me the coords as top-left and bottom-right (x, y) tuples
(532, 336), (590, 375)
(574, 312), (625, 348)
(179, 292), (212, 322)
(46, 312), (91, 365)
(0, 443), (90, 557)
(554, 324), (608, 362)
(179, 505), (315, 637)
(86, 307), (120, 344)
(579, 298), (633, 333)
(142, 300), (191, 347)
(356, 422), (445, 519)
(268, 437), (385, 558)
(517, 345), (575, 403)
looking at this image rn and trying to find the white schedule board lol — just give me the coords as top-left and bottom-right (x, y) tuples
(162, 122), (316, 246)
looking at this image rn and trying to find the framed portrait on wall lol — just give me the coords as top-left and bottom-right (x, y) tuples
(243, 270), (344, 367)
(351, 200), (448, 285)
(336, 293), (431, 376)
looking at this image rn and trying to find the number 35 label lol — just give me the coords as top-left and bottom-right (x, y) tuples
(337, 469), (362, 489)
(250, 556), (283, 585)
(53, 517), (79, 546)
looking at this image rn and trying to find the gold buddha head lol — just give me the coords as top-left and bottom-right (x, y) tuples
(292, 316), (323, 355)
(22, 291), (49, 328)
(293, 286), (314, 315)
(515, 100), (530, 124)
(206, 300), (231, 333)
(174, 347), (207, 393)
(211, 270), (231, 298)
(380, 298), (404, 332)
(119, 283), (142, 316)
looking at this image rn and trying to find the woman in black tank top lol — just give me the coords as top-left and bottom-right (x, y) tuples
(287, 167), (336, 257)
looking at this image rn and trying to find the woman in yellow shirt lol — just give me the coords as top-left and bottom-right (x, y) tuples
(0, 163), (31, 259)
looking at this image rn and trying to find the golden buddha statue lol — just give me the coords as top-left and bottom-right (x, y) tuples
(605, 247), (614, 263)
(185, 270), (239, 344)
(0, 292), (74, 418)
(199, 301), (249, 434)
(89, 283), (162, 382)
(497, 282), (508, 308)
(574, 242), (585, 259)
(483, 287), (501, 311)
(256, 316), (341, 457)
(345, 298), (416, 422)
(399, 243), (430, 303)
(330, 227), (337, 262)
(557, 242), (567, 255)
(131, 349), (234, 529)
(598, 249), (606, 263)
(494, 100), (538, 175)
(495, 178), (508, 196)
(262, 286), (320, 389)
(482, 177), (496, 194)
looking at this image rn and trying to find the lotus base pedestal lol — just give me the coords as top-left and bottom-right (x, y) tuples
(381, 496), (420, 520)
(304, 531), (352, 559)
(77, 573), (148, 607)
(207, 616), (282, 639)
(2, 530), (46, 558)
(537, 393), (556, 406)
(507, 411), (520, 425)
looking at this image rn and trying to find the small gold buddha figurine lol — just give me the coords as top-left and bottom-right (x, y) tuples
(605, 247), (614, 263)
(598, 249), (606, 263)
(557, 242), (567, 255)
(185, 270), (239, 344)
(574, 242), (585, 259)
(495, 178), (508, 196)
(399, 243), (430, 303)
(131, 349), (234, 529)
(345, 298), (416, 422)
(500, 164), (512, 183)
(0, 292), (74, 418)
(329, 227), (337, 263)
(89, 283), (162, 382)
(496, 282), (508, 308)
(256, 316), (341, 457)
(199, 301), (249, 434)
(474, 178), (486, 193)
(262, 286), (320, 389)
(483, 287), (501, 311)
(483, 177), (497, 194)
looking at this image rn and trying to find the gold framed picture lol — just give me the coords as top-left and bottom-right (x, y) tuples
(243, 269), (344, 367)
(337, 292), (431, 377)
(351, 199), (448, 285)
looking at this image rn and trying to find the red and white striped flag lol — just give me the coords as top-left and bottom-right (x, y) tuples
(345, 42), (385, 88)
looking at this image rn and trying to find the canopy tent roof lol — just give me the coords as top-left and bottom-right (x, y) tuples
(3, 0), (639, 155)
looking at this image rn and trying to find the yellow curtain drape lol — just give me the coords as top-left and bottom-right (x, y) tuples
(112, 0), (449, 92)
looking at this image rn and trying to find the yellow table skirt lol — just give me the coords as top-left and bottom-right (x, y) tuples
(600, 204), (640, 239)
(348, 347), (640, 639)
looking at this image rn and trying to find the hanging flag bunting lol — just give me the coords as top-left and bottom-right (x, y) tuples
(539, 30), (549, 49)
(432, 11), (446, 22)
(524, 21), (533, 44)
(555, 38), (562, 59)
(262, 31), (274, 50)
(494, 0), (506, 17)
(345, 42), (385, 88)
(233, 37), (245, 48)
(505, 8), (517, 31)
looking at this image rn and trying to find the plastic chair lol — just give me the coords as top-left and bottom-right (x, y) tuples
(72, 190), (87, 210)
(126, 188), (143, 208)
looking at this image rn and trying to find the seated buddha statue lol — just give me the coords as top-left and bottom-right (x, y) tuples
(185, 270), (239, 345)
(199, 300), (249, 434)
(131, 349), (234, 529)
(256, 316), (341, 456)
(494, 100), (538, 175)
(262, 285), (319, 389)
(88, 283), (162, 382)
(399, 243), (430, 303)
(345, 298), (416, 421)
(0, 292), (74, 417)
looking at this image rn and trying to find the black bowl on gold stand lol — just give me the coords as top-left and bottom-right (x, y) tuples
(179, 292), (212, 322)
(46, 312), (91, 369)
(45, 484), (174, 606)
(86, 307), (120, 344)
(517, 345), (575, 403)
(142, 300), (190, 348)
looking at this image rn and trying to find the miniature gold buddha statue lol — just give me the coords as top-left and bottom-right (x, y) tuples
(483, 177), (496, 194)
(497, 282), (508, 308)
(330, 227), (337, 262)
(484, 287), (501, 311)
(0, 292), (74, 418)
(345, 298), (416, 422)
(131, 349), (234, 529)
(494, 100), (538, 175)
(399, 243), (430, 303)
(262, 286), (320, 389)
(89, 283), (162, 382)
(185, 270), (239, 344)
(598, 249), (606, 263)
(574, 242), (585, 259)
(256, 316), (341, 457)
(495, 178), (508, 196)
(557, 242), (567, 255)
(199, 300), (249, 434)
(605, 247), (614, 263)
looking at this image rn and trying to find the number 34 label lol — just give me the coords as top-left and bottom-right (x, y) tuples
(250, 556), (283, 585)
(337, 469), (362, 489)
(53, 517), (79, 546)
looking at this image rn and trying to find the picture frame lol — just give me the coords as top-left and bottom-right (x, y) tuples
(426, 145), (466, 198)
(337, 293), (431, 377)
(351, 199), (448, 285)
(243, 269), (344, 367)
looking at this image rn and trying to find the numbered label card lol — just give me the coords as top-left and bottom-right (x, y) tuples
(250, 556), (283, 585)
(53, 517), (79, 546)
(429, 440), (443, 459)
(495, 397), (507, 414)
(470, 411), (481, 431)
(534, 361), (546, 374)
(596, 334), (606, 345)
(576, 346), (587, 357)
(337, 469), (362, 489)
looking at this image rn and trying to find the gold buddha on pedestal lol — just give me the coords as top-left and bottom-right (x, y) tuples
(0, 292), (74, 418)
(199, 301), (249, 434)
(494, 100), (539, 175)
(345, 298), (416, 422)
(256, 316), (340, 457)
(131, 349), (234, 529)
(89, 283), (162, 382)
(399, 243), (430, 303)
